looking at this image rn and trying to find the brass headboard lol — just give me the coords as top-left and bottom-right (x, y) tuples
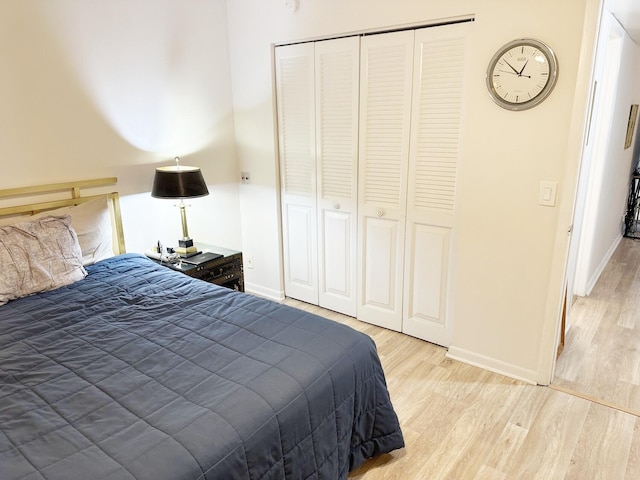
(0, 177), (126, 254)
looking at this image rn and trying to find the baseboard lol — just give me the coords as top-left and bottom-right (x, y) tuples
(244, 282), (285, 302)
(584, 233), (622, 295)
(447, 346), (538, 385)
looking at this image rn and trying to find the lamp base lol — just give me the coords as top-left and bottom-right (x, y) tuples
(176, 238), (199, 257)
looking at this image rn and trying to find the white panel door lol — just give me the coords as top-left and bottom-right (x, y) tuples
(315, 37), (360, 316)
(275, 43), (318, 304)
(403, 22), (471, 346)
(357, 31), (415, 331)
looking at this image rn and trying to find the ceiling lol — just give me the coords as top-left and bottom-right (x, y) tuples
(608, 0), (640, 43)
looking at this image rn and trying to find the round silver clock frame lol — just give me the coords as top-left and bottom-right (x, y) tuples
(486, 38), (558, 111)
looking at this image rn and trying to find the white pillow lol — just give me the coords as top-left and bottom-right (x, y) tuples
(0, 215), (87, 306)
(65, 197), (114, 265)
(0, 197), (114, 266)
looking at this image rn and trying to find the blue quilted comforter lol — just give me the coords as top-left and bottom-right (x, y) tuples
(0, 254), (403, 479)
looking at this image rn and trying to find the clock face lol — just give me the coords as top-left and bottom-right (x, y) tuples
(486, 39), (558, 111)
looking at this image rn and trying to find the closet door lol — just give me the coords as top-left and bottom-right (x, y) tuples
(275, 43), (318, 305)
(315, 37), (360, 316)
(357, 31), (415, 331)
(402, 23), (471, 346)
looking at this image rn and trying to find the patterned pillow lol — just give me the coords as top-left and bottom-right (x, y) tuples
(0, 215), (87, 305)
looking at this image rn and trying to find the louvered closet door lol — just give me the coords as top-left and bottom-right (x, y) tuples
(315, 37), (360, 317)
(402, 22), (471, 346)
(275, 43), (318, 305)
(357, 31), (415, 331)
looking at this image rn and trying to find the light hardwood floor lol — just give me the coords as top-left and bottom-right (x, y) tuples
(554, 237), (640, 415)
(284, 292), (640, 479)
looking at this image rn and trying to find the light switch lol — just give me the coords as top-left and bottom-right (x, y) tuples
(539, 181), (557, 207)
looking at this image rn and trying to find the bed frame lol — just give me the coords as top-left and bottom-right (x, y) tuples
(0, 177), (126, 254)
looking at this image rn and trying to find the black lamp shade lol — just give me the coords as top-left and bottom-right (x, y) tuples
(151, 166), (209, 199)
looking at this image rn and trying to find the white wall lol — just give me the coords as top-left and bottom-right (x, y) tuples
(0, 0), (242, 253)
(227, 0), (601, 383)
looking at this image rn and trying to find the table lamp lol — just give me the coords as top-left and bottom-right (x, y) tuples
(151, 157), (209, 257)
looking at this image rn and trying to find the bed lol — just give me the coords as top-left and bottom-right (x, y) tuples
(0, 179), (403, 480)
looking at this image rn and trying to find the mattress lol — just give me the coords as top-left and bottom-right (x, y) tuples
(0, 254), (403, 479)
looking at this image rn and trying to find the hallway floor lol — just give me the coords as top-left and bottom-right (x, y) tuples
(553, 237), (640, 415)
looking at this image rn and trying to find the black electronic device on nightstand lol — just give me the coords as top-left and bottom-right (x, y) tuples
(150, 244), (244, 292)
(181, 251), (223, 265)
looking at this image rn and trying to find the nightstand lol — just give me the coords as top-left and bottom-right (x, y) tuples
(152, 244), (244, 292)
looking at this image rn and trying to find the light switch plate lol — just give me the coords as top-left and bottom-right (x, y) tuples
(539, 181), (557, 207)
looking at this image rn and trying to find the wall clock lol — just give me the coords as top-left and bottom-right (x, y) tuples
(486, 38), (558, 111)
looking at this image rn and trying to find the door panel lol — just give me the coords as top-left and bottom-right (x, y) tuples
(276, 43), (318, 305)
(357, 30), (415, 330)
(403, 22), (471, 345)
(284, 204), (318, 300)
(360, 216), (404, 331)
(320, 209), (353, 312)
(402, 224), (450, 344)
(316, 37), (360, 316)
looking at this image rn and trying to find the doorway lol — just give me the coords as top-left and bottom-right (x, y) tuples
(553, 11), (640, 412)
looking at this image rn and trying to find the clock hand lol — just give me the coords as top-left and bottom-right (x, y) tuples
(499, 68), (530, 79)
(497, 69), (518, 76)
(518, 59), (529, 76)
(503, 60), (520, 75)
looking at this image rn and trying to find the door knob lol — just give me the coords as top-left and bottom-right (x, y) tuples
(334, 203), (341, 210)
(377, 209), (384, 217)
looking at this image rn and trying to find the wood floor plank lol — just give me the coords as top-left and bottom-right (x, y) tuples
(438, 378), (526, 479)
(565, 403), (635, 480)
(625, 420), (640, 480)
(503, 389), (591, 479)
(483, 421), (529, 475)
(475, 465), (507, 480)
